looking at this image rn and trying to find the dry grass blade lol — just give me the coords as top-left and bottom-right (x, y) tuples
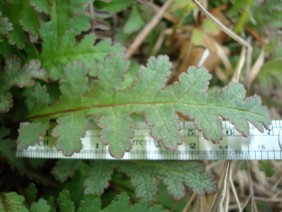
(249, 47), (265, 85)
(125, 0), (175, 59)
(232, 47), (246, 83)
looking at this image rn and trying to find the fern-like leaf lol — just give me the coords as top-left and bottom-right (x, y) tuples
(0, 57), (46, 113)
(0, 0), (40, 48)
(51, 160), (82, 182)
(30, 198), (51, 212)
(58, 190), (75, 212)
(83, 161), (216, 201)
(21, 54), (270, 158)
(17, 122), (49, 149)
(52, 113), (88, 156)
(38, 0), (123, 79)
(0, 11), (13, 36)
(102, 193), (165, 212)
(0, 192), (28, 212)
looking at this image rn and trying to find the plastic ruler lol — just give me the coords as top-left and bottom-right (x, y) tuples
(16, 120), (282, 160)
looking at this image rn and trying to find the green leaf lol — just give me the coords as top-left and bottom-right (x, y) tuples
(94, 0), (134, 14)
(96, 54), (129, 91)
(84, 161), (115, 195)
(52, 160), (82, 182)
(0, 192), (28, 212)
(102, 193), (165, 212)
(30, 198), (51, 212)
(52, 113), (88, 156)
(0, 92), (12, 113)
(60, 62), (89, 99)
(30, 0), (50, 14)
(0, 0), (41, 48)
(23, 83), (49, 112)
(84, 161), (216, 202)
(18, 2), (40, 35)
(118, 161), (216, 201)
(78, 195), (101, 212)
(0, 11), (13, 35)
(38, 0), (122, 79)
(0, 130), (54, 185)
(0, 57), (46, 113)
(58, 190), (75, 212)
(123, 6), (145, 34)
(17, 122), (49, 149)
(25, 183), (37, 204)
(25, 54), (270, 158)
(256, 58), (282, 96)
(77, 193), (165, 212)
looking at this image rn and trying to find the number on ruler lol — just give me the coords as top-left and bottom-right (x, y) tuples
(226, 128), (234, 136)
(187, 128), (194, 136)
(189, 142), (197, 149)
(258, 145), (265, 150)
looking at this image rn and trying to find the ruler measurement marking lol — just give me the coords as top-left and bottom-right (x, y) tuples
(16, 121), (282, 160)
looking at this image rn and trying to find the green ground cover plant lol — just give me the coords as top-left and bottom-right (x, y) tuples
(0, 0), (281, 211)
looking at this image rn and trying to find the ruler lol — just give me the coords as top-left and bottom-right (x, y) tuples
(16, 120), (282, 160)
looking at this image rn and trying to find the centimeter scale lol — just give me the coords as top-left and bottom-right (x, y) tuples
(16, 120), (282, 160)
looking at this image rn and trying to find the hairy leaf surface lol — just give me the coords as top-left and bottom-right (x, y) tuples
(51, 160), (82, 182)
(0, 0), (40, 48)
(30, 198), (50, 212)
(52, 113), (88, 156)
(17, 122), (49, 149)
(58, 190), (75, 212)
(83, 161), (216, 201)
(0, 11), (13, 36)
(0, 192), (28, 212)
(22, 54), (271, 158)
(38, 0), (123, 79)
(0, 57), (46, 113)
(102, 193), (165, 212)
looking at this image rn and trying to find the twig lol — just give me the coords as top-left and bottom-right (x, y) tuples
(125, 0), (175, 59)
(148, 2), (177, 23)
(192, 0), (253, 83)
(228, 162), (242, 211)
(246, 161), (258, 212)
(192, 0), (251, 49)
(232, 47), (246, 83)
(208, 161), (229, 212)
(183, 193), (196, 212)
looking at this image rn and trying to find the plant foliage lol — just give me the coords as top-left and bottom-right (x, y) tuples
(17, 54), (270, 158)
(83, 161), (216, 201)
(0, 0), (278, 211)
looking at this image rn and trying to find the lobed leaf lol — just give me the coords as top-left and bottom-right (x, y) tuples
(52, 113), (88, 156)
(118, 161), (216, 201)
(59, 62), (89, 99)
(30, 198), (51, 212)
(58, 190), (75, 212)
(0, 57), (46, 113)
(23, 54), (271, 158)
(38, 0), (123, 79)
(0, 0), (40, 48)
(0, 192), (28, 212)
(52, 160), (82, 182)
(17, 122), (49, 149)
(102, 193), (165, 212)
(77, 195), (101, 212)
(84, 161), (115, 195)
(0, 11), (13, 36)
(30, 0), (50, 14)
(23, 83), (49, 112)
(83, 161), (216, 202)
